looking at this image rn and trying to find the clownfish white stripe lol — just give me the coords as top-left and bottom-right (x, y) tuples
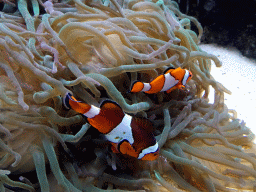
(141, 83), (151, 92)
(138, 142), (159, 159)
(161, 73), (179, 92)
(104, 114), (134, 144)
(83, 105), (100, 118)
(182, 70), (190, 85)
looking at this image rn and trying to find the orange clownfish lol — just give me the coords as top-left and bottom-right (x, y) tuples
(130, 67), (192, 94)
(63, 93), (159, 161)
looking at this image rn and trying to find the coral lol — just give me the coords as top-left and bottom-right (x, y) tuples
(0, 0), (254, 191)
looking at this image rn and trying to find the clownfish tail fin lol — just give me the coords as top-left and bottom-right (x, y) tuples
(130, 80), (144, 93)
(63, 92), (72, 110)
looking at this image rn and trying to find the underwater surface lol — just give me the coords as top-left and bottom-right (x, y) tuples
(0, 0), (255, 191)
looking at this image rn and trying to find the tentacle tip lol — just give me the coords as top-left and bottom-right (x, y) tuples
(0, 170), (10, 175)
(22, 104), (29, 111)
(11, 162), (18, 167)
(51, 68), (58, 74)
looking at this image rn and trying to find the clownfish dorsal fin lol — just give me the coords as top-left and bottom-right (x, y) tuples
(99, 99), (124, 116)
(163, 66), (175, 74)
(133, 117), (154, 133)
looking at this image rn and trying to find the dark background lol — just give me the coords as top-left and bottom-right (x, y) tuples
(174, 0), (256, 59)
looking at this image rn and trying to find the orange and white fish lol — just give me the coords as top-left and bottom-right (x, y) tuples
(63, 93), (159, 161)
(130, 67), (192, 94)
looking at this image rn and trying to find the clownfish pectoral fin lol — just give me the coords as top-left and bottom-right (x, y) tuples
(118, 140), (138, 158)
(163, 66), (175, 74)
(166, 86), (177, 94)
(130, 80), (144, 93)
(177, 85), (185, 89)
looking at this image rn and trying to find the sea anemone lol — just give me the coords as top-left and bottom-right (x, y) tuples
(0, 0), (255, 191)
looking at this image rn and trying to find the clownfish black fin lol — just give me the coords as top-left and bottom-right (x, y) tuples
(163, 66), (175, 74)
(133, 117), (154, 133)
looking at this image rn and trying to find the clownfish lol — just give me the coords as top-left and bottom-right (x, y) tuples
(130, 67), (192, 94)
(63, 93), (159, 161)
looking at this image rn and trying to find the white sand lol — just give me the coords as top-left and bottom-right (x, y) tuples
(200, 44), (256, 134)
